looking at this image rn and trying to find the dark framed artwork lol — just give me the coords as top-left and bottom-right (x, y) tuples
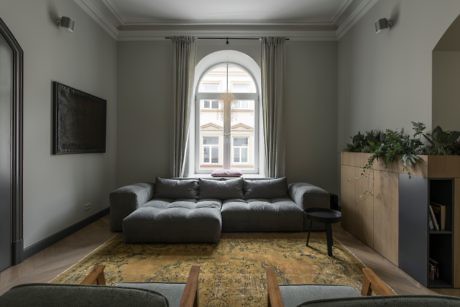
(53, 82), (107, 154)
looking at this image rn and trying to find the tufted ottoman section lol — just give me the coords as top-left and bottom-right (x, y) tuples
(123, 199), (222, 243)
(221, 198), (304, 232)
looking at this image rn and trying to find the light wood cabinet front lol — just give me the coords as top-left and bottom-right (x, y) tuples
(373, 170), (399, 265)
(341, 165), (374, 248)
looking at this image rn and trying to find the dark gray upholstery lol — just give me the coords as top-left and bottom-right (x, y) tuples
(199, 178), (244, 199)
(110, 183), (154, 231)
(123, 199), (222, 243)
(244, 177), (288, 199)
(0, 283), (168, 307)
(221, 198), (304, 232)
(110, 178), (331, 242)
(289, 183), (330, 230)
(155, 178), (198, 199)
(299, 295), (460, 306)
(280, 284), (359, 307)
(117, 282), (186, 307)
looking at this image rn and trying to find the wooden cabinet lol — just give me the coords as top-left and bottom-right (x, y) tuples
(341, 152), (460, 287)
(341, 157), (397, 264)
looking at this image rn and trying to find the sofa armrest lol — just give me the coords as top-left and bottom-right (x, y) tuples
(289, 182), (330, 211)
(110, 183), (154, 231)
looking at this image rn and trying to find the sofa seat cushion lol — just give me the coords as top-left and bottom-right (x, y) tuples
(123, 200), (222, 243)
(221, 198), (304, 232)
(280, 284), (359, 307)
(141, 199), (222, 210)
(117, 282), (186, 307)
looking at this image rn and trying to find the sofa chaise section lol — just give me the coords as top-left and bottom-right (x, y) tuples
(123, 199), (222, 243)
(110, 182), (155, 232)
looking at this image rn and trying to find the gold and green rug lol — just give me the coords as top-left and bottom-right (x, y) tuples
(52, 233), (364, 307)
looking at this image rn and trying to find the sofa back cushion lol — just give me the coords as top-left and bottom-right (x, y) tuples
(199, 178), (244, 199)
(155, 178), (198, 199)
(244, 177), (288, 199)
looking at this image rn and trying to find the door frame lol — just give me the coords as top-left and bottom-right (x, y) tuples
(0, 18), (24, 265)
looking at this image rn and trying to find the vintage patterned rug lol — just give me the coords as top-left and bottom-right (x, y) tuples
(52, 233), (364, 307)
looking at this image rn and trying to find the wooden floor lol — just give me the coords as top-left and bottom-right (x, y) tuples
(0, 216), (453, 296)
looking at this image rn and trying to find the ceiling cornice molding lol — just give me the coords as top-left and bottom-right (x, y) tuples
(101, 0), (126, 24)
(118, 29), (337, 42)
(73, 0), (120, 39)
(73, 0), (379, 42)
(336, 0), (379, 39)
(331, 0), (353, 24)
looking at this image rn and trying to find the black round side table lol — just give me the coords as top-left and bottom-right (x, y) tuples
(305, 208), (342, 257)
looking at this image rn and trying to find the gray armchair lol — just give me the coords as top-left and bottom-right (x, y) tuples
(0, 265), (200, 307)
(266, 267), (460, 307)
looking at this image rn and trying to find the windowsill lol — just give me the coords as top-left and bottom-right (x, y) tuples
(188, 173), (266, 179)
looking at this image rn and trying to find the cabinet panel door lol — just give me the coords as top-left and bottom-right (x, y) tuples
(355, 167), (374, 247)
(374, 170), (399, 265)
(341, 165), (356, 233)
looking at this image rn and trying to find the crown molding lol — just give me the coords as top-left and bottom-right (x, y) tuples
(118, 29), (337, 42)
(73, 0), (377, 42)
(331, 0), (353, 24)
(336, 0), (379, 39)
(73, 0), (120, 39)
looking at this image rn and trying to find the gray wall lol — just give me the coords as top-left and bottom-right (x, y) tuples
(433, 51), (460, 131)
(117, 41), (172, 186)
(0, 0), (117, 247)
(284, 42), (337, 192)
(117, 40), (338, 192)
(337, 0), (460, 150)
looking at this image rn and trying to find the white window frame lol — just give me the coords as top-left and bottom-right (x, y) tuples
(195, 62), (259, 174)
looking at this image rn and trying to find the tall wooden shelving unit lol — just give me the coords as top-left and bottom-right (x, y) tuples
(341, 152), (460, 288)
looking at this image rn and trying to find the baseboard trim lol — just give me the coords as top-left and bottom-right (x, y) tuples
(22, 208), (109, 259)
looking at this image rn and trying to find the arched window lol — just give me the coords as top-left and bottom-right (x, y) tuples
(194, 58), (260, 174)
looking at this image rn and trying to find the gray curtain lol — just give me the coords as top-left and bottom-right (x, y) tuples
(261, 37), (286, 178)
(171, 36), (196, 177)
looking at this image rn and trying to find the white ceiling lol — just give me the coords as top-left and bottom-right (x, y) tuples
(74, 0), (378, 40)
(104, 0), (352, 25)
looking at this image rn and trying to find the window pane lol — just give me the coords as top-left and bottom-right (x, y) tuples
(241, 148), (248, 162)
(211, 147), (219, 163)
(199, 97), (223, 170)
(234, 148), (240, 162)
(228, 64), (256, 93)
(198, 64), (227, 93)
(203, 136), (219, 145)
(203, 147), (209, 162)
(234, 137), (248, 146)
(231, 99), (255, 169)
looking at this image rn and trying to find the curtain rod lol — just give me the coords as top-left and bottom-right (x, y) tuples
(164, 36), (290, 41)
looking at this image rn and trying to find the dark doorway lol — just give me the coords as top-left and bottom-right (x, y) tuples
(0, 18), (23, 270)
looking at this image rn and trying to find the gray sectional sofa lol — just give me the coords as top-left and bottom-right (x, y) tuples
(110, 177), (330, 243)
